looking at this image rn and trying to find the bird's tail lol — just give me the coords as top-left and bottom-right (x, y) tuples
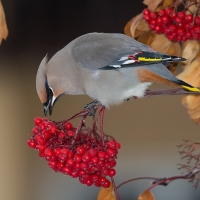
(173, 79), (200, 92)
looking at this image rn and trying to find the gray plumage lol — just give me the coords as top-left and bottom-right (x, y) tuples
(36, 32), (196, 115)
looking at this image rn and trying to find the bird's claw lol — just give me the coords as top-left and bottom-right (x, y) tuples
(84, 100), (99, 116)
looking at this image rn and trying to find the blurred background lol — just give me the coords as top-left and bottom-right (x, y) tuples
(0, 0), (200, 200)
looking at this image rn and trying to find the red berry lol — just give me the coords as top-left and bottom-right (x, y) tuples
(143, 8), (150, 16)
(57, 161), (64, 170)
(91, 156), (99, 165)
(158, 9), (165, 17)
(32, 127), (40, 135)
(102, 179), (110, 188)
(86, 179), (93, 186)
(170, 12), (177, 20)
(42, 130), (51, 139)
(53, 147), (61, 157)
(107, 149), (117, 158)
(156, 17), (162, 25)
(49, 125), (56, 134)
(108, 169), (116, 177)
(48, 161), (57, 169)
(167, 35), (174, 41)
(94, 181), (101, 187)
(67, 159), (74, 167)
(194, 26), (200, 33)
(44, 147), (53, 157)
(68, 151), (74, 159)
(35, 134), (45, 144)
(177, 11), (185, 19)
(107, 140), (115, 149)
(165, 8), (173, 16)
(161, 16), (169, 24)
(74, 154), (82, 163)
(91, 173), (99, 182)
(144, 15), (151, 21)
(195, 16), (200, 25)
(58, 131), (65, 140)
(73, 163), (81, 170)
(104, 162), (111, 170)
(36, 144), (46, 153)
(59, 148), (69, 160)
(88, 148), (97, 157)
(80, 162), (88, 171)
(115, 142), (121, 149)
(175, 16), (182, 23)
(68, 130), (75, 137)
(185, 32), (192, 38)
(62, 166), (72, 175)
(98, 151), (107, 160)
(177, 22), (184, 28)
(164, 28), (170, 34)
(76, 146), (85, 155)
(65, 122), (73, 130)
(177, 28), (185, 36)
(110, 160), (117, 167)
(185, 14), (193, 23)
(71, 170), (79, 178)
(27, 139), (37, 148)
(82, 154), (91, 162)
(169, 24), (177, 32)
(149, 19), (156, 25)
(34, 117), (42, 126)
(150, 12), (157, 19)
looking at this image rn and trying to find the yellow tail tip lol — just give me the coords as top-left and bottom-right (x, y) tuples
(182, 85), (200, 92)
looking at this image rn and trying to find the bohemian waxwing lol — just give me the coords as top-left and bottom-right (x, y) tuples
(36, 33), (199, 115)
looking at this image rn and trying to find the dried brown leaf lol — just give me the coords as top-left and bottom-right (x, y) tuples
(136, 19), (150, 32)
(124, 13), (143, 38)
(167, 42), (181, 57)
(97, 183), (116, 200)
(150, 34), (172, 53)
(178, 57), (200, 85)
(167, 62), (178, 75)
(0, 1), (8, 44)
(143, 0), (163, 11)
(178, 57), (200, 123)
(162, 0), (175, 9)
(137, 31), (155, 46)
(138, 190), (155, 200)
(181, 40), (200, 69)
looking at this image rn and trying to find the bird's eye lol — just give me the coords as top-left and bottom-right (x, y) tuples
(48, 88), (53, 95)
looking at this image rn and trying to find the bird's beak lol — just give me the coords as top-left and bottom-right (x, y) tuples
(43, 96), (54, 116)
(43, 94), (63, 116)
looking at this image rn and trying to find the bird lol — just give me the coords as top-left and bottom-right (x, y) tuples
(36, 32), (200, 115)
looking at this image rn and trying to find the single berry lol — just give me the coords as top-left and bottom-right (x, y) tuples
(62, 166), (72, 175)
(108, 169), (116, 177)
(158, 9), (165, 17)
(65, 122), (73, 130)
(150, 12), (157, 19)
(143, 8), (150, 16)
(177, 11), (185, 19)
(76, 146), (86, 155)
(27, 139), (37, 148)
(34, 117), (42, 126)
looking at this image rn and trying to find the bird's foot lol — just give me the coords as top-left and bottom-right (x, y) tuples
(124, 96), (137, 101)
(84, 100), (100, 116)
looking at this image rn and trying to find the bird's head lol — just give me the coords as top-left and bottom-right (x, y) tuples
(36, 55), (64, 116)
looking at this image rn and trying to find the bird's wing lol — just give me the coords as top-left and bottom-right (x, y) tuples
(71, 33), (155, 70)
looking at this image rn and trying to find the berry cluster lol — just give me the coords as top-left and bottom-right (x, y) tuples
(28, 117), (121, 188)
(143, 8), (200, 42)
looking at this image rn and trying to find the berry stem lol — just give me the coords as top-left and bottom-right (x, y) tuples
(139, 88), (200, 98)
(99, 106), (105, 147)
(111, 177), (121, 200)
